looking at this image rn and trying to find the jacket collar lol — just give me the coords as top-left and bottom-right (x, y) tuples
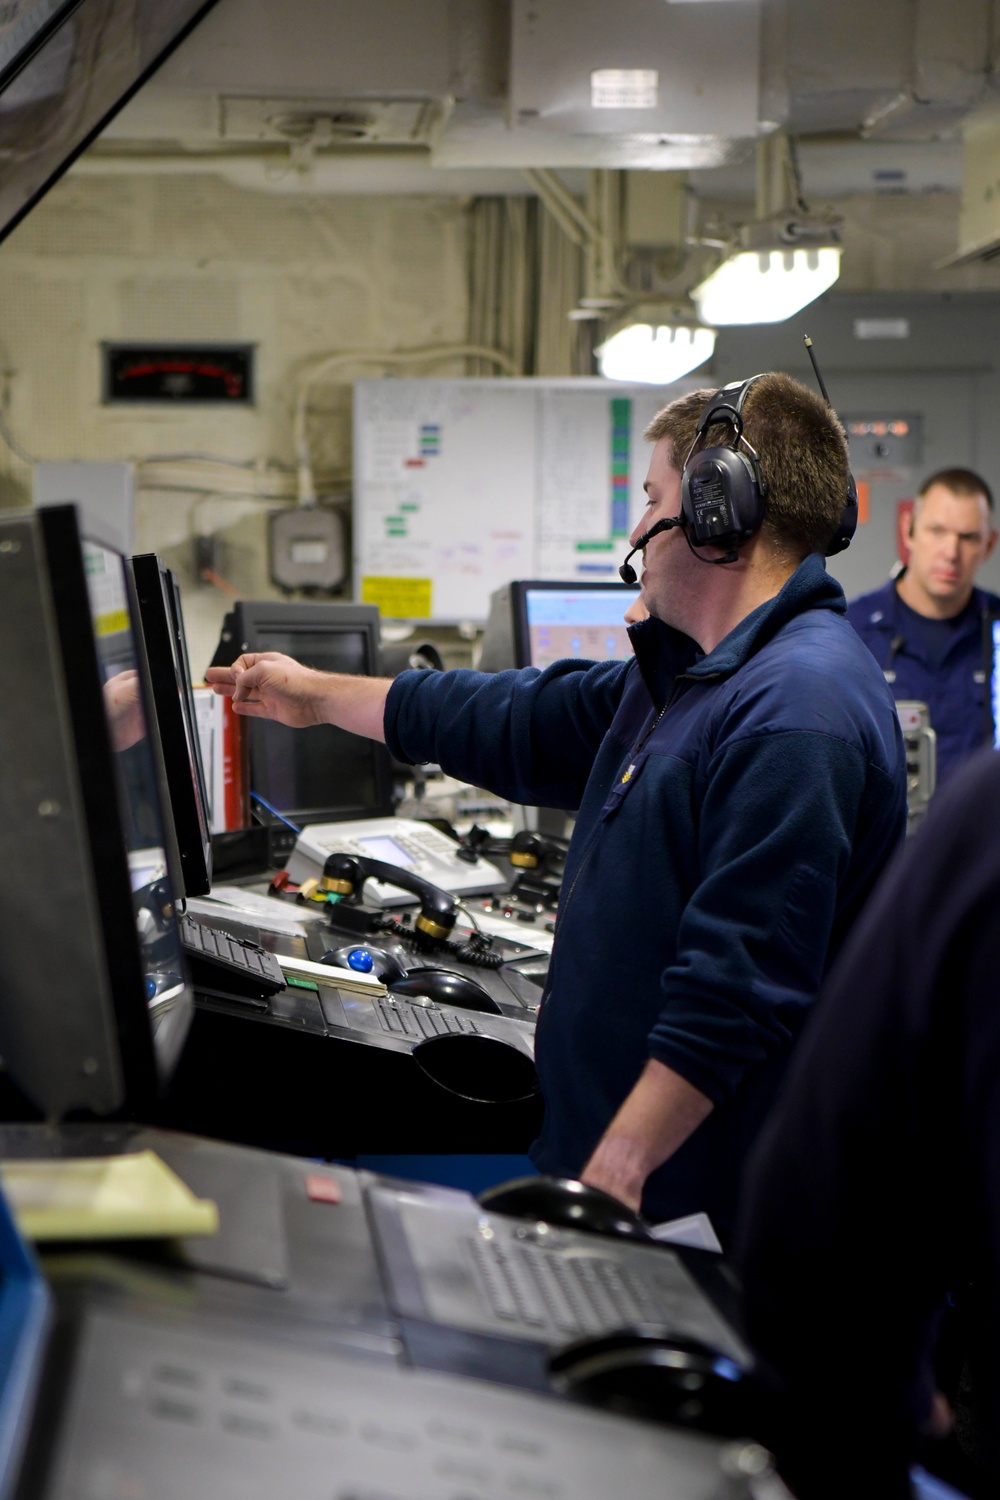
(627, 552), (844, 704)
(875, 573), (987, 637)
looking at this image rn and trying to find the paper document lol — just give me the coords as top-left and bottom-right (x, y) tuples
(276, 954), (387, 996)
(647, 1212), (722, 1254)
(0, 1152), (219, 1241)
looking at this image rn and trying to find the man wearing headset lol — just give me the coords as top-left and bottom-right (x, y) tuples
(846, 468), (999, 788)
(207, 373), (905, 1235)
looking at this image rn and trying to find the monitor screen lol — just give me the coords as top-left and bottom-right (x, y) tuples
(0, 0), (219, 248)
(987, 609), (1000, 750)
(522, 585), (641, 670)
(128, 554), (212, 897)
(211, 602), (394, 825)
(0, 504), (192, 1118)
(480, 580), (641, 672)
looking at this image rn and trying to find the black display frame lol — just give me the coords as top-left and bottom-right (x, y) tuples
(513, 579), (640, 669)
(128, 553), (213, 897)
(212, 600), (395, 826)
(0, 0), (221, 249)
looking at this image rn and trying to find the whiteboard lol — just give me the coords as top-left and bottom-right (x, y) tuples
(354, 377), (697, 621)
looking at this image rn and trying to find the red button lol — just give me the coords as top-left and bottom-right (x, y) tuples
(305, 1173), (342, 1205)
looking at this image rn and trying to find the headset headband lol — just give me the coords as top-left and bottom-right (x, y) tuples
(682, 373), (767, 473)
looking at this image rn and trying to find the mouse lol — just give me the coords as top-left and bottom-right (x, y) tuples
(389, 967), (503, 1016)
(477, 1175), (651, 1241)
(548, 1327), (748, 1434)
(323, 944), (408, 985)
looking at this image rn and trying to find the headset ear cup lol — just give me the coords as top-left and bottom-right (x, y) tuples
(826, 473), (858, 557)
(683, 446), (765, 548)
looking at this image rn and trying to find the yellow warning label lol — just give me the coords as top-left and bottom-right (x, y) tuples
(361, 576), (433, 619)
(94, 609), (130, 637)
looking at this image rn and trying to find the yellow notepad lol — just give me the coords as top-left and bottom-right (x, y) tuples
(0, 1151), (219, 1241)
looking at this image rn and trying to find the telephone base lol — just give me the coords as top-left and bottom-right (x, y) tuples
(287, 816), (508, 905)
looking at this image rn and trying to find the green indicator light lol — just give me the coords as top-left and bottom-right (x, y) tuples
(387, 528), (407, 536)
(399, 503), (419, 512)
(576, 540), (615, 552)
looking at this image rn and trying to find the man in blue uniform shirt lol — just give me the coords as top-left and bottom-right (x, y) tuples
(207, 374), (905, 1234)
(737, 745), (1000, 1498)
(846, 468), (1000, 787)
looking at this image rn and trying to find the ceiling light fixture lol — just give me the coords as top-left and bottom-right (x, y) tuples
(596, 313), (716, 384)
(692, 242), (841, 327)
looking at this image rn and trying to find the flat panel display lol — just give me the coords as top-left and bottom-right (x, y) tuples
(0, 0), (219, 247)
(987, 610), (1000, 750)
(211, 603), (394, 826)
(128, 554), (212, 896)
(0, 505), (192, 1118)
(523, 584), (640, 670)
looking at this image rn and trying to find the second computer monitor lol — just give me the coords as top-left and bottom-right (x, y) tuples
(481, 581), (641, 672)
(211, 601), (394, 825)
(0, 505), (193, 1120)
(128, 554), (213, 897)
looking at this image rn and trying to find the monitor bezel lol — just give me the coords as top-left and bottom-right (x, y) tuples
(0, 0), (221, 251)
(128, 553), (212, 897)
(510, 579), (641, 669)
(218, 600), (395, 826)
(984, 604), (1000, 750)
(0, 504), (192, 1119)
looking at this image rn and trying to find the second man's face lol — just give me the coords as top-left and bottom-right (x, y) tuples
(906, 484), (997, 613)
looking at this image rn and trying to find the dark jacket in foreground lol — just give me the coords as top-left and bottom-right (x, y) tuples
(846, 576), (1000, 787)
(737, 746), (1000, 1499)
(385, 554), (906, 1230)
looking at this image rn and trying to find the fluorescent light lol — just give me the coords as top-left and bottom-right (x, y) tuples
(596, 322), (716, 383)
(692, 246), (842, 326)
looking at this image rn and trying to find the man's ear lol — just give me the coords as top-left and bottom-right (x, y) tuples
(984, 527), (999, 562)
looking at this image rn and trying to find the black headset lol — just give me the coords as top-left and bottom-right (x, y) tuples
(679, 374), (770, 557)
(619, 370), (858, 582)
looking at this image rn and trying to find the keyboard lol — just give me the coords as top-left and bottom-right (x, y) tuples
(180, 915), (286, 1004)
(373, 996), (481, 1040)
(469, 1235), (663, 1336)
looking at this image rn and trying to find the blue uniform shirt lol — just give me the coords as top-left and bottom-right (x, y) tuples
(385, 555), (906, 1232)
(846, 575), (1000, 788)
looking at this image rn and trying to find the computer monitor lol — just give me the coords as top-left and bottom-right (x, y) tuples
(986, 607), (1000, 750)
(0, 0), (220, 248)
(0, 504), (193, 1119)
(210, 601), (394, 825)
(480, 580), (641, 672)
(128, 554), (212, 897)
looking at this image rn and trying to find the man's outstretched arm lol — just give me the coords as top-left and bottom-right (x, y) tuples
(581, 1058), (714, 1213)
(205, 652), (392, 741)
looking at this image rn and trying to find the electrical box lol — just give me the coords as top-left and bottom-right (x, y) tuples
(269, 506), (346, 593)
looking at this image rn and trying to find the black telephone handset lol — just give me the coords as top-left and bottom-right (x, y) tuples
(320, 851), (458, 941)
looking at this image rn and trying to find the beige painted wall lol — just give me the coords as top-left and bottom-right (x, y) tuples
(0, 171), (470, 673)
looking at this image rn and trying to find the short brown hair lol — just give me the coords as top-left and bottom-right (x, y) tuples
(644, 372), (850, 563)
(917, 467), (993, 511)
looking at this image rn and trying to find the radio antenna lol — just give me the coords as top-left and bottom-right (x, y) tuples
(803, 334), (832, 407)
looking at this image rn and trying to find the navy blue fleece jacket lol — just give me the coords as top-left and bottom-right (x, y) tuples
(384, 554), (907, 1230)
(846, 576), (1000, 788)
